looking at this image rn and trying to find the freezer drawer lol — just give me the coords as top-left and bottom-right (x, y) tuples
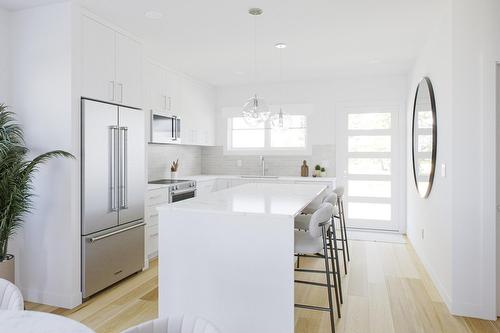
(82, 221), (145, 298)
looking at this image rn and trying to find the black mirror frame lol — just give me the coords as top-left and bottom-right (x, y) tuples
(412, 77), (437, 199)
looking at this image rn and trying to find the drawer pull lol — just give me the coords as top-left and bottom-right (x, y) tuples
(149, 195), (162, 200)
(89, 223), (145, 243)
(150, 233), (159, 237)
(114, 270), (123, 276)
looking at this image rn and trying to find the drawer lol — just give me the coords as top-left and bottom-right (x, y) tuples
(146, 206), (159, 227)
(146, 225), (159, 259)
(146, 188), (169, 206)
(82, 222), (145, 298)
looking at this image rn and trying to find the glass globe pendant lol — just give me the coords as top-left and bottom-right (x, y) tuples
(243, 94), (270, 122)
(270, 107), (291, 130)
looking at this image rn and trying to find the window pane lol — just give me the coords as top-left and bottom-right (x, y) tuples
(348, 180), (391, 198)
(348, 202), (391, 221)
(287, 115), (307, 128)
(348, 113), (391, 130)
(270, 128), (306, 148)
(232, 117), (264, 129)
(348, 136), (391, 153)
(417, 111), (433, 129)
(417, 135), (432, 152)
(348, 158), (391, 175)
(232, 129), (264, 148)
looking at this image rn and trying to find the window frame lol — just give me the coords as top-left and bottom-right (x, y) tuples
(223, 104), (313, 156)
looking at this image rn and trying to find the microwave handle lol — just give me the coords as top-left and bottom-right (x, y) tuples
(172, 116), (177, 141)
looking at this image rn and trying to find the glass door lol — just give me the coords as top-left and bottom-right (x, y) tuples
(337, 104), (402, 231)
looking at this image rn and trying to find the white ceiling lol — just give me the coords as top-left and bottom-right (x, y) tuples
(0, 0), (441, 86)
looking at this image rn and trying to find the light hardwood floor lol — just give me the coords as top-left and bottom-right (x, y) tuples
(26, 239), (500, 333)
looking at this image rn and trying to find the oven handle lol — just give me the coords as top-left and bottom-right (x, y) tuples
(170, 188), (196, 196)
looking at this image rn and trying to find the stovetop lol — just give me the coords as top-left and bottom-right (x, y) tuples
(148, 179), (192, 185)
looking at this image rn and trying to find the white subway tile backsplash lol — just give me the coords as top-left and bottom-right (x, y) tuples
(147, 144), (202, 180)
(201, 145), (335, 177)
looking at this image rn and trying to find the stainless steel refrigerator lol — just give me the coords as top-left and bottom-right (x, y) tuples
(81, 98), (145, 299)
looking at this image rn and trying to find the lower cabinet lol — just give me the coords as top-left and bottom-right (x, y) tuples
(144, 187), (169, 263)
(196, 180), (215, 196)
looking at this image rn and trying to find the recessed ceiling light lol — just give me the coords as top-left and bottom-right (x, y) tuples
(145, 11), (164, 20)
(275, 43), (287, 49)
(248, 8), (264, 16)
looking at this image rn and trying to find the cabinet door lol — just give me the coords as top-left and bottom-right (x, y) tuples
(145, 62), (166, 114)
(116, 33), (142, 108)
(164, 70), (181, 116)
(82, 16), (116, 103)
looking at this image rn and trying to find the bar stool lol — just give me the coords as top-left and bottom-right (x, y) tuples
(294, 203), (337, 333)
(295, 192), (343, 307)
(333, 187), (350, 269)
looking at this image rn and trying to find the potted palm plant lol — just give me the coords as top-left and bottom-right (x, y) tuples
(0, 104), (73, 283)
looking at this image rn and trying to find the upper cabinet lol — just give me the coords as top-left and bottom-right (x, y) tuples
(145, 61), (181, 117)
(145, 60), (215, 146)
(82, 16), (142, 108)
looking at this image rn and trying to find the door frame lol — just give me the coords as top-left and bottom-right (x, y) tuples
(336, 101), (406, 233)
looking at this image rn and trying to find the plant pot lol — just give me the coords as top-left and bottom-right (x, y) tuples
(0, 254), (15, 283)
(171, 171), (178, 179)
(321, 171), (327, 177)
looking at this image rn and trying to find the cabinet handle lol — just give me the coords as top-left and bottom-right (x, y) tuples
(109, 81), (115, 101)
(116, 82), (123, 103)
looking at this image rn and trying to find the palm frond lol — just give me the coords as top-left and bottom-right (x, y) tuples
(0, 105), (73, 261)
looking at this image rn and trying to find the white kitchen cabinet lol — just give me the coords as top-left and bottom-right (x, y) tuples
(82, 16), (115, 103)
(82, 15), (142, 108)
(145, 61), (182, 117)
(144, 187), (169, 262)
(116, 32), (142, 108)
(196, 180), (216, 196)
(181, 77), (216, 146)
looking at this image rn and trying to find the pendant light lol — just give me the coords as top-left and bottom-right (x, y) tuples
(242, 8), (269, 124)
(270, 42), (291, 129)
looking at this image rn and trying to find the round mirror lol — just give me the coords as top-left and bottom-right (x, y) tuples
(412, 77), (437, 198)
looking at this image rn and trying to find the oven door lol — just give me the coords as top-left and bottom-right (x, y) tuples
(170, 188), (196, 203)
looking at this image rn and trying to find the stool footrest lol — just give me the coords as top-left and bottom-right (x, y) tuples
(295, 304), (332, 312)
(295, 268), (335, 275)
(295, 279), (330, 288)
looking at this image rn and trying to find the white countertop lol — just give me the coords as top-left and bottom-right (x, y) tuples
(157, 182), (327, 217)
(147, 174), (335, 190)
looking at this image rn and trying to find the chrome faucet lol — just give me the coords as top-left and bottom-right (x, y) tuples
(260, 155), (265, 176)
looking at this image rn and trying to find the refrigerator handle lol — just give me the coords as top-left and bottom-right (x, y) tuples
(120, 126), (129, 209)
(172, 116), (177, 141)
(109, 126), (119, 212)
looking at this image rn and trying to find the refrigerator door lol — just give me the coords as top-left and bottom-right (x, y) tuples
(82, 99), (119, 235)
(118, 106), (145, 225)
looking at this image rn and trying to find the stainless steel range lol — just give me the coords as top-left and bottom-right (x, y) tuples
(148, 179), (197, 203)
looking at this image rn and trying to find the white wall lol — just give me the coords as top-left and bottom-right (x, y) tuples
(9, 2), (82, 308)
(215, 76), (409, 148)
(406, 0), (453, 308)
(0, 8), (9, 103)
(407, 0), (500, 320)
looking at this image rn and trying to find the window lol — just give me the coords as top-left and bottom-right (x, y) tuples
(227, 114), (307, 153)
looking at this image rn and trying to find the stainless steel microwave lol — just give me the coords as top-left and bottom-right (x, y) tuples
(150, 113), (181, 144)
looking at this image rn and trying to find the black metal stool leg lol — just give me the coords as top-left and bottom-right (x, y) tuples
(336, 213), (348, 274)
(328, 227), (342, 317)
(322, 226), (336, 333)
(340, 198), (350, 262)
(330, 223), (343, 304)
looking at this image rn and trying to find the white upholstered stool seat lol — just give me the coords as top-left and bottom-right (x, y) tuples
(121, 315), (219, 333)
(295, 205), (339, 231)
(294, 230), (324, 254)
(0, 278), (24, 310)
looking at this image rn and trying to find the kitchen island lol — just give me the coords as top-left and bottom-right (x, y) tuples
(157, 182), (328, 333)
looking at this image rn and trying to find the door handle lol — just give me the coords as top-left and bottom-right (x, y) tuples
(119, 127), (129, 209)
(109, 126), (119, 212)
(89, 222), (145, 243)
